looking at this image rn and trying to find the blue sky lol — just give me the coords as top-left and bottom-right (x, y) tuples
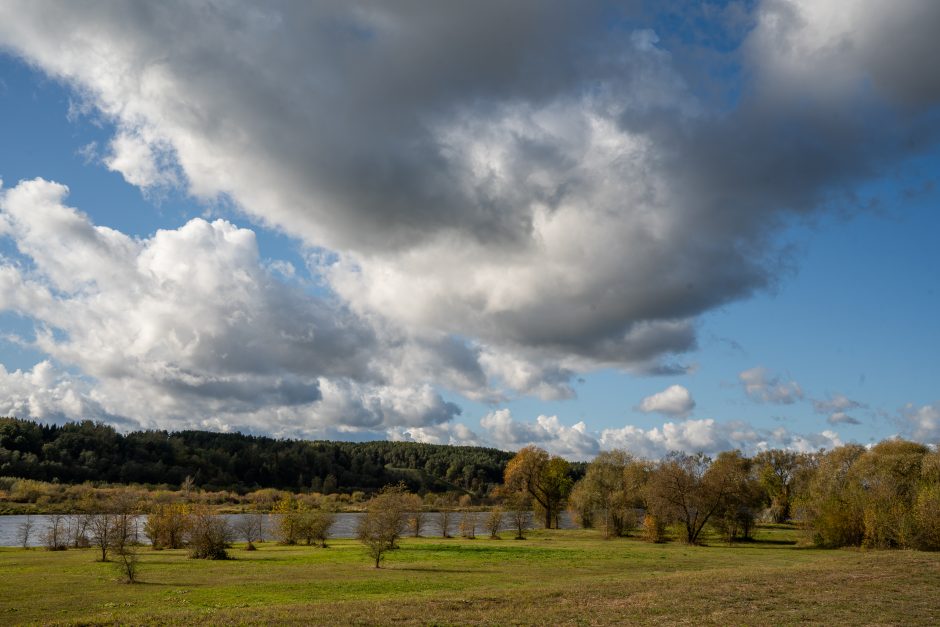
(0, 1), (938, 458)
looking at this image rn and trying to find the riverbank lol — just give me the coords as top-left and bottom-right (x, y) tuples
(1, 526), (938, 625)
(0, 511), (577, 547)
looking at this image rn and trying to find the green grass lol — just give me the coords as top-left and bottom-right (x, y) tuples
(1, 526), (938, 625)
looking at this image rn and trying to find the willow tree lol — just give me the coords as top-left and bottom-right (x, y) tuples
(799, 440), (940, 549)
(570, 450), (646, 538)
(504, 445), (572, 529)
(753, 449), (813, 523)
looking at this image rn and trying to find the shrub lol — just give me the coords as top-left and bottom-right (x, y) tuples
(43, 513), (68, 551)
(357, 484), (408, 568)
(486, 508), (504, 539)
(297, 507), (335, 547)
(641, 514), (666, 543)
(459, 512), (478, 539)
(144, 503), (192, 549)
(114, 543), (141, 583)
(186, 507), (232, 560)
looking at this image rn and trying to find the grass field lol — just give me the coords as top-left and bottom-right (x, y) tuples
(1, 526), (939, 625)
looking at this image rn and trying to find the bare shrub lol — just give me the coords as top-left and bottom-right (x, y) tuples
(459, 512), (478, 539)
(187, 506), (232, 560)
(17, 514), (34, 549)
(43, 513), (68, 551)
(405, 493), (426, 537)
(234, 512), (264, 550)
(114, 543), (141, 583)
(485, 508), (504, 539)
(507, 495), (532, 540)
(90, 513), (120, 561)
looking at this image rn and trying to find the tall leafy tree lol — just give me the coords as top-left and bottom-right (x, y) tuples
(504, 446), (572, 529)
(647, 451), (744, 545)
(570, 450), (646, 538)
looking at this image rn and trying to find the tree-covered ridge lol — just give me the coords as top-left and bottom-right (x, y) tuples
(0, 417), (513, 495)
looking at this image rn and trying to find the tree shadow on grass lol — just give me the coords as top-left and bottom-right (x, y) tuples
(747, 538), (798, 546)
(392, 566), (491, 574)
(130, 581), (206, 587)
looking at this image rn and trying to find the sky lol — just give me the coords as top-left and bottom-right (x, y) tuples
(0, 1), (937, 460)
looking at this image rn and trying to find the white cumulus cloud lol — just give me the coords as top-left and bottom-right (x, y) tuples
(637, 384), (695, 418)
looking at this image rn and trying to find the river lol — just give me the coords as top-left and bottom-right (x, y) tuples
(0, 511), (576, 547)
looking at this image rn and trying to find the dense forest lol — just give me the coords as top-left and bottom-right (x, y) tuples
(0, 417), (521, 495)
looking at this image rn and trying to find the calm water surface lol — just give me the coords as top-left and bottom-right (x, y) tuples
(0, 511), (575, 547)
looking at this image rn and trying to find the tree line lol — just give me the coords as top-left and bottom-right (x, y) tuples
(3, 416), (938, 551)
(9, 436), (939, 586)
(347, 438), (940, 568)
(513, 439), (940, 549)
(0, 417), (513, 495)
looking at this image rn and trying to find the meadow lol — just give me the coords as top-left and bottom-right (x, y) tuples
(1, 525), (938, 625)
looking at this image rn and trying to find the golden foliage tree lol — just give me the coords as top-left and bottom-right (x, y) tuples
(504, 445), (572, 529)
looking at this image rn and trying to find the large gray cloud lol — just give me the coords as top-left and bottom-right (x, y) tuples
(1, 1), (939, 424)
(0, 178), (464, 433)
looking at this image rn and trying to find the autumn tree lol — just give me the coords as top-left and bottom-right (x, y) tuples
(504, 445), (572, 529)
(144, 503), (191, 549)
(570, 450), (645, 538)
(796, 444), (867, 547)
(357, 484), (409, 568)
(914, 449), (940, 550)
(567, 480), (594, 528)
(799, 440), (940, 550)
(273, 495), (301, 545)
(855, 439), (929, 548)
(710, 451), (763, 543)
(297, 506), (335, 547)
(647, 451), (743, 545)
(753, 449), (808, 523)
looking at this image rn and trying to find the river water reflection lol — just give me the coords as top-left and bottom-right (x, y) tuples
(0, 511), (576, 547)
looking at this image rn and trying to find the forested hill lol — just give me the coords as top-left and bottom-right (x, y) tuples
(0, 417), (515, 495)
